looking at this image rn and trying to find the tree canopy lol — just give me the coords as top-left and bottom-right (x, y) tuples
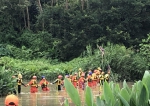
(0, 0), (150, 61)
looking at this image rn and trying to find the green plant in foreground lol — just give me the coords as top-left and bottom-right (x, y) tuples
(64, 70), (150, 106)
(0, 66), (16, 96)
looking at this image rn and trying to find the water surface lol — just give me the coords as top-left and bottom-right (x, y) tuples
(0, 82), (133, 106)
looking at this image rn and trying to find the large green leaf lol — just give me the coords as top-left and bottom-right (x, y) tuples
(115, 83), (121, 93)
(114, 99), (121, 106)
(123, 80), (131, 94)
(142, 72), (150, 98)
(109, 81), (115, 94)
(103, 81), (115, 105)
(138, 84), (149, 106)
(96, 96), (105, 106)
(64, 78), (81, 106)
(85, 86), (94, 106)
(113, 83), (121, 100)
(142, 71), (150, 81)
(120, 88), (130, 103)
(117, 93), (130, 106)
(130, 83), (137, 106)
(136, 81), (143, 97)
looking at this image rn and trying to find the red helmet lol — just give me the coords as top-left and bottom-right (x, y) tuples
(32, 76), (37, 79)
(81, 73), (85, 77)
(108, 71), (110, 74)
(94, 70), (97, 73)
(12, 76), (16, 78)
(58, 75), (63, 78)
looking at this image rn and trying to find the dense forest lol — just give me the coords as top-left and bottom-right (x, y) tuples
(0, 0), (149, 84)
(0, 0), (150, 61)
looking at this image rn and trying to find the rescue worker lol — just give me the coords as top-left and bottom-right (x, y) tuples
(78, 73), (86, 90)
(97, 67), (102, 72)
(78, 68), (83, 78)
(96, 70), (100, 84)
(5, 94), (19, 106)
(17, 73), (26, 94)
(104, 71), (110, 82)
(87, 72), (93, 88)
(99, 71), (105, 86)
(65, 75), (71, 82)
(87, 69), (92, 77)
(39, 76), (50, 91)
(71, 72), (78, 88)
(26, 76), (38, 93)
(92, 70), (98, 87)
(69, 75), (73, 82)
(51, 75), (63, 91)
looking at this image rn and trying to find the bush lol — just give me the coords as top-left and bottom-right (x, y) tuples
(0, 66), (16, 96)
(0, 43), (148, 81)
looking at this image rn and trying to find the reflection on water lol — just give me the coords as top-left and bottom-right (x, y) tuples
(0, 82), (133, 106)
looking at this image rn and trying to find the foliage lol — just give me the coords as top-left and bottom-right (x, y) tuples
(139, 34), (150, 68)
(0, 66), (16, 96)
(64, 70), (150, 106)
(0, 44), (11, 57)
(0, 0), (150, 61)
(0, 43), (149, 81)
(104, 43), (148, 81)
(7, 45), (33, 60)
(82, 43), (148, 81)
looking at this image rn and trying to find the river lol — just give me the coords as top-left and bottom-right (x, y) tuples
(0, 82), (133, 106)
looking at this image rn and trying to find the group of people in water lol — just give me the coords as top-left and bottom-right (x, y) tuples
(12, 74), (51, 94)
(12, 67), (111, 94)
(5, 67), (111, 106)
(65, 67), (111, 90)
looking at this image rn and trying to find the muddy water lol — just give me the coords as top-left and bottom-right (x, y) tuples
(0, 82), (133, 106)
(0, 84), (99, 106)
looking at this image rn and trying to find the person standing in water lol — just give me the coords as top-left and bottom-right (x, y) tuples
(86, 72), (93, 88)
(17, 73), (26, 94)
(78, 68), (83, 78)
(51, 75), (63, 91)
(78, 73), (86, 90)
(71, 73), (78, 88)
(39, 76), (50, 91)
(26, 76), (38, 93)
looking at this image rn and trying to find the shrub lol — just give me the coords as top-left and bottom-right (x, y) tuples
(0, 66), (16, 96)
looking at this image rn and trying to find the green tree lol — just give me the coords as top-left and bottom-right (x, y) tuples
(139, 34), (150, 68)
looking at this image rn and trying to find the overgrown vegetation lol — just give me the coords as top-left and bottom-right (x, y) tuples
(0, 0), (150, 61)
(0, 43), (149, 82)
(0, 66), (16, 96)
(0, 43), (149, 96)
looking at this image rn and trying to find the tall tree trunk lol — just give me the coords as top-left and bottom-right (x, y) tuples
(37, 0), (43, 12)
(56, 0), (58, 5)
(65, 0), (68, 10)
(26, 6), (30, 30)
(51, 0), (53, 6)
(37, 0), (44, 30)
(86, 0), (89, 9)
(23, 9), (27, 28)
(81, 0), (84, 10)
